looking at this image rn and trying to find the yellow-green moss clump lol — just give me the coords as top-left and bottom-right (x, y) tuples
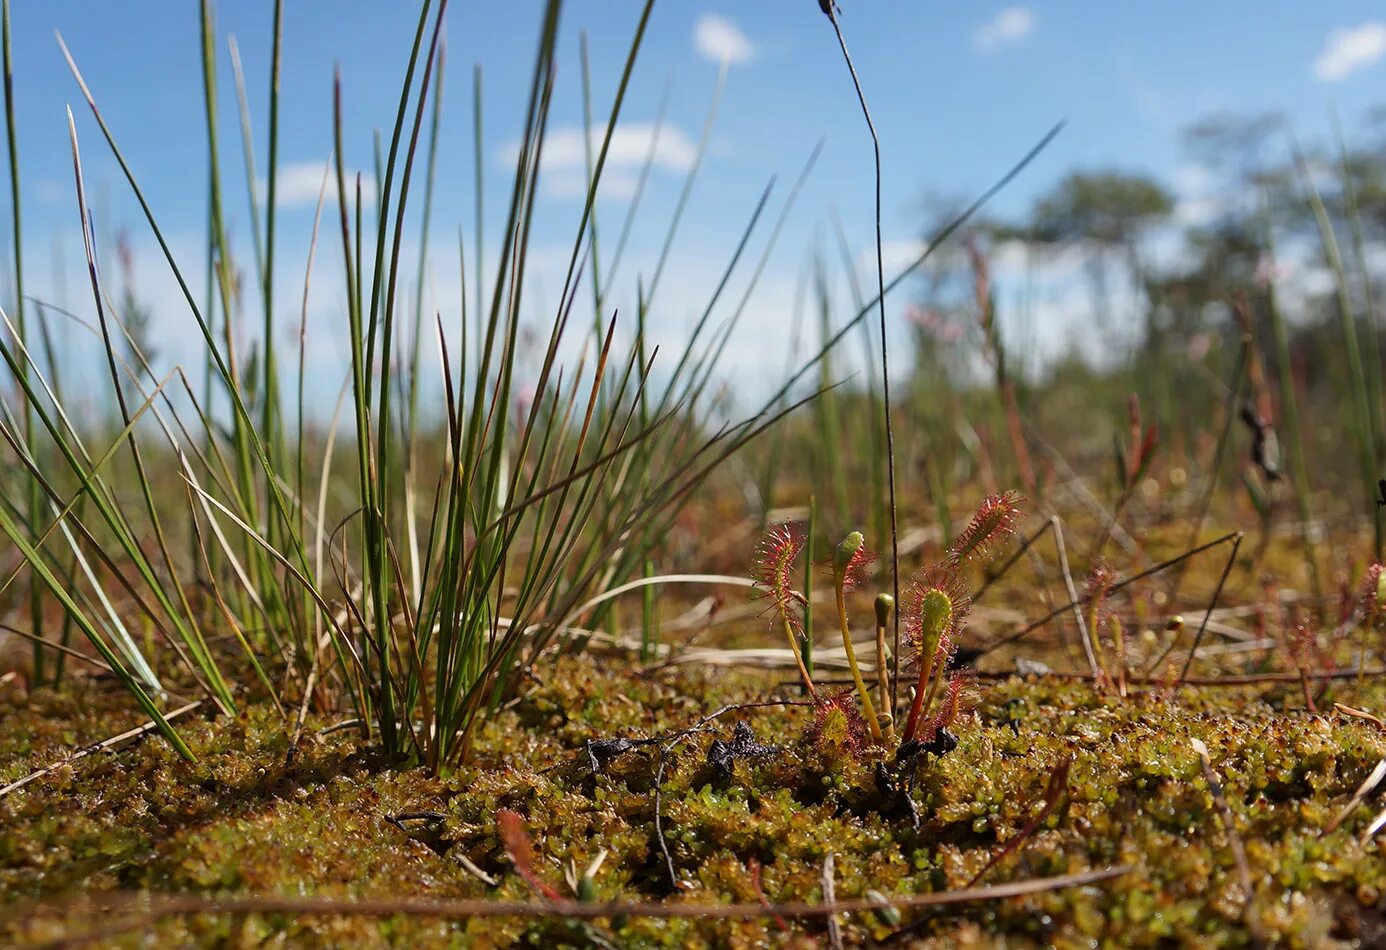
(4, 658), (1386, 946)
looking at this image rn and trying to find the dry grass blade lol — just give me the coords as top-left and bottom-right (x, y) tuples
(1363, 804), (1386, 843)
(822, 853), (843, 950)
(1321, 758), (1386, 837)
(17, 866), (1132, 944)
(1334, 703), (1386, 732)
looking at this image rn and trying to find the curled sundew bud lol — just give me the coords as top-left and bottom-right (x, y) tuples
(900, 566), (970, 743)
(906, 567), (970, 662)
(875, 593), (895, 627)
(1165, 615), (1185, 634)
(948, 491), (1024, 565)
(833, 531), (875, 591)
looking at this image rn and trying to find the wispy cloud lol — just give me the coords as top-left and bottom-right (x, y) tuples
(542, 170), (641, 203)
(1314, 22), (1386, 81)
(693, 13), (755, 65)
(259, 160), (375, 209)
(498, 122), (697, 199)
(973, 8), (1033, 52)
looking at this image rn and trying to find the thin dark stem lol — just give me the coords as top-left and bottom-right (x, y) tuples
(972, 519), (1054, 603)
(1167, 336), (1248, 606)
(823, 5), (901, 718)
(1176, 532), (1244, 686)
(980, 530), (1242, 656)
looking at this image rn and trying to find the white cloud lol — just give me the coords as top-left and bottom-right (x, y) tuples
(693, 14), (755, 65)
(259, 160), (376, 209)
(498, 122), (697, 199)
(973, 8), (1033, 52)
(874, 239), (927, 275)
(543, 169), (640, 203)
(1314, 22), (1386, 81)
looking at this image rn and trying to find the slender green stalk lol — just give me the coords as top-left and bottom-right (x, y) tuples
(820, 3), (902, 719)
(579, 32), (603, 342)
(264, 0), (283, 461)
(1296, 143), (1380, 556)
(644, 61), (725, 308)
(640, 557), (656, 663)
(200, 0), (256, 521)
(1334, 115), (1385, 470)
(802, 494), (816, 680)
(1261, 194), (1320, 602)
(873, 593), (894, 740)
(473, 64), (484, 346)
(832, 531), (882, 742)
(2, 0), (41, 683)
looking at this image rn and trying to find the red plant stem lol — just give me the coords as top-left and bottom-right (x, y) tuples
(900, 654), (933, 743)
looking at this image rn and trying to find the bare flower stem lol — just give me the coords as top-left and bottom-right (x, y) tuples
(834, 573), (882, 742)
(782, 616), (818, 700)
(821, 4), (901, 717)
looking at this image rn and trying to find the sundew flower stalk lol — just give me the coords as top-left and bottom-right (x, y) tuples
(832, 532), (883, 741)
(1085, 560), (1122, 694)
(874, 593), (895, 741)
(751, 523), (817, 699)
(1358, 562), (1385, 690)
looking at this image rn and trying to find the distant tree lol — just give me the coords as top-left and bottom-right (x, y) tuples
(1182, 111), (1285, 184)
(1028, 170), (1174, 248)
(1022, 169), (1173, 333)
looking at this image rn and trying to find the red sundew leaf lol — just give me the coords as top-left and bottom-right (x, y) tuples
(807, 690), (868, 759)
(497, 808), (562, 901)
(948, 491), (1024, 565)
(750, 522), (808, 631)
(927, 670), (978, 736)
(1358, 563), (1385, 624)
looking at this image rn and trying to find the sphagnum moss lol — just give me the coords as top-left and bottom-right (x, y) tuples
(4, 656), (1386, 946)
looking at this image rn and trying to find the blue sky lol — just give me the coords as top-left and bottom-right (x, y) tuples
(8, 2), (1386, 410)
